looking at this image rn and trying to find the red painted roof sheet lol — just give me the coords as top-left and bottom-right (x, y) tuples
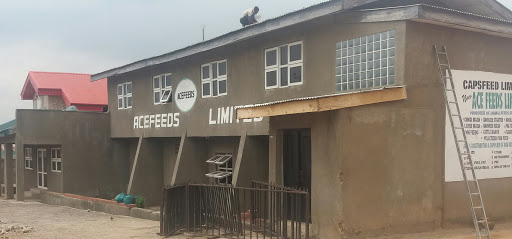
(21, 71), (107, 107)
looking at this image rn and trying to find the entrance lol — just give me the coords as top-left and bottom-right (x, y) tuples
(283, 129), (311, 190)
(283, 129), (311, 220)
(37, 149), (47, 189)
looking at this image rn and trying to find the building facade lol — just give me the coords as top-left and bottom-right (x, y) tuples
(85, 0), (512, 237)
(5, 72), (123, 201)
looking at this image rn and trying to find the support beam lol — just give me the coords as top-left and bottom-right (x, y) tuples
(15, 142), (24, 201)
(232, 131), (247, 186)
(171, 131), (187, 186)
(127, 137), (142, 194)
(237, 87), (407, 119)
(4, 144), (13, 199)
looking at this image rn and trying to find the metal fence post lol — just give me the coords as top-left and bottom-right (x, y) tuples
(185, 184), (190, 232)
(160, 187), (165, 235)
(305, 192), (310, 239)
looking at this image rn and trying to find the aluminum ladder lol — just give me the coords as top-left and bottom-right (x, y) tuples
(434, 45), (491, 239)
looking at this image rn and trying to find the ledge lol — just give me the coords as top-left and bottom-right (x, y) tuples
(236, 86), (407, 119)
(40, 191), (159, 221)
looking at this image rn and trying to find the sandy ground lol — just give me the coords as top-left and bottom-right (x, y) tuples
(2, 198), (512, 239)
(0, 199), (161, 239)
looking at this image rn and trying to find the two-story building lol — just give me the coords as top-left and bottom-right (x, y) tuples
(88, 0), (512, 237)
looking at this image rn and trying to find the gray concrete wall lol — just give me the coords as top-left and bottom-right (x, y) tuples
(129, 138), (163, 207)
(405, 21), (512, 226)
(15, 110), (123, 199)
(235, 136), (269, 187)
(162, 138), (180, 187)
(110, 139), (133, 195)
(172, 137), (209, 185)
(261, 20), (512, 238)
(107, 16), (405, 139)
(22, 146), (38, 190)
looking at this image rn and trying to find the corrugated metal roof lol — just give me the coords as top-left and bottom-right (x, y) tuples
(0, 120), (15, 132)
(0, 119), (16, 137)
(21, 71), (108, 107)
(235, 86), (405, 109)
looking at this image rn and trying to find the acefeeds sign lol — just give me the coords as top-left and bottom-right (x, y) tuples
(174, 78), (197, 112)
(133, 77), (264, 130)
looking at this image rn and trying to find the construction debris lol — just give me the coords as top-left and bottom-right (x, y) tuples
(0, 222), (33, 237)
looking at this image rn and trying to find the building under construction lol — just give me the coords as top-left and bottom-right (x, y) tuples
(9, 0), (512, 238)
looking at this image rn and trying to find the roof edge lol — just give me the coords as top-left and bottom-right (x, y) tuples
(91, 2), (512, 82)
(91, 0), (354, 81)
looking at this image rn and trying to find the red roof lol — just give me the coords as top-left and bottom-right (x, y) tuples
(21, 71), (107, 111)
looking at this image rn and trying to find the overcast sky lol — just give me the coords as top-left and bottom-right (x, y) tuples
(1, 0), (512, 123)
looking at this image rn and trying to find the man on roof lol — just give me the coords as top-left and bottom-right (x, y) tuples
(240, 6), (259, 27)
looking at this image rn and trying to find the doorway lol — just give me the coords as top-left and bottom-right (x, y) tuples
(37, 149), (47, 189)
(283, 129), (311, 190)
(283, 129), (311, 220)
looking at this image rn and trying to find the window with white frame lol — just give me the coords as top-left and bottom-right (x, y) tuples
(205, 154), (233, 185)
(24, 148), (33, 169)
(336, 30), (395, 92)
(117, 82), (133, 109)
(51, 148), (62, 172)
(153, 74), (173, 104)
(201, 60), (227, 98)
(265, 41), (303, 89)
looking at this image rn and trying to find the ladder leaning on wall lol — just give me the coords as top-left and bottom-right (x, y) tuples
(434, 45), (491, 239)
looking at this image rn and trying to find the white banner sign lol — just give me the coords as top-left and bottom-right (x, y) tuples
(445, 70), (512, 182)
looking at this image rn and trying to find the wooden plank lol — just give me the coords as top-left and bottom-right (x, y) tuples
(170, 131), (187, 186)
(237, 87), (407, 119)
(127, 136), (143, 194)
(231, 130), (247, 187)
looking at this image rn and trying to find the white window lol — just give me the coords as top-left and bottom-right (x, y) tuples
(51, 148), (62, 172)
(153, 74), (173, 104)
(117, 82), (133, 109)
(24, 148), (33, 169)
(201, 60), (227, 98)
(336, 30), (395, 92)
(265, 41), (303, 89)
(205, 154), (233, 185)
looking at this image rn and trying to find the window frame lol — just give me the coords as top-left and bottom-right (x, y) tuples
(25, 148), (33, 170)
(51, 148), (62, 173)
(265, 41), (303, 89)
(265, 47), (279, 89)
(201, 60), (228, 98)
(153, 74), (173, 105)
(117, 82), (132, 110)
(205, 153), (233, 185)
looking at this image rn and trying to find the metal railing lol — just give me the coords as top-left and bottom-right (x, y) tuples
(161, 182), (310, 238)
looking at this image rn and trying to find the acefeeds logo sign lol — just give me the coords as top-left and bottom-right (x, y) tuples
(174, 78), (197, 112)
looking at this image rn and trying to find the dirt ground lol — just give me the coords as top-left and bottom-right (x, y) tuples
(0, 199), (161, 239)
(2, 198), (512, 239)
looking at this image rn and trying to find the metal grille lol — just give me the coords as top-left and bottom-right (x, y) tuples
(161, 182), (310, 239)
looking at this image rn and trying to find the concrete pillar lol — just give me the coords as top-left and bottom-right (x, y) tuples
(269, 129), (283, 184)
(4, 143), (14, 199)
(15, 142), (24, 201)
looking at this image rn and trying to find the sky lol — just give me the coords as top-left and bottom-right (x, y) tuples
(1, 0), (512, 123)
